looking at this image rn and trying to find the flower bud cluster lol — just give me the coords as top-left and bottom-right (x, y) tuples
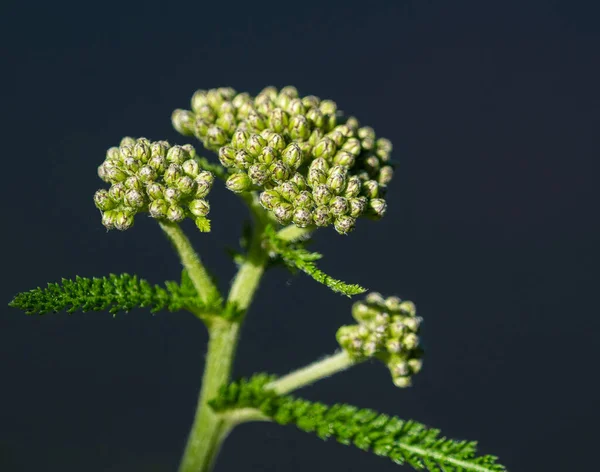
(95, 137), (214, 231)
(337, 292), (423, 388)
(172, 86), (394, 234)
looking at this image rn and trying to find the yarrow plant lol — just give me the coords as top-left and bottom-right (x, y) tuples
(10, 86), (506, 472)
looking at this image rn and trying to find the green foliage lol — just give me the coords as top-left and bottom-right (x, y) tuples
(211, 375), (506, 472)
(9, 272), (213, 315)
(264, 226), (366, 297)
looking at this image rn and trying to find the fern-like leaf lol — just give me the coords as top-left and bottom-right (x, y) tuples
(9, 273), (214, 315)
(264, 226), (366, 297)
(210, 375), (506, 472)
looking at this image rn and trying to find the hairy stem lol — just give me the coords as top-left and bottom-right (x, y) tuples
(267, 350), (355, 395)
(276, 224), (314, 242)
(159, 221), (221, 305)
(178, 318), (240, 472)
(179, 194), (271, 472)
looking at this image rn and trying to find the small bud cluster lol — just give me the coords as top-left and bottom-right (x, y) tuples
(95, 137), (214, 231)
(173, 86), (394, 234)
(337, 292), (423, 388)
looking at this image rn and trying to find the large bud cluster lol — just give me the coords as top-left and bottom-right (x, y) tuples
(337, 292), (423, 388)
(173, 86), (394, 234)
(94, 137), (214, 231)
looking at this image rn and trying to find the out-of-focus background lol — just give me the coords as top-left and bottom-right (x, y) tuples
(1, 1), (598, 471)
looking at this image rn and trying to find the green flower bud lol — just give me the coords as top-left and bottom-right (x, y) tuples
(218, 146), (237, 168)
(226, 173), (252, 193)
(164, 164), (183, 186)
(106, 147), (120, 162)
(232, 92), (251, 109)
(268, 108), (289, 133)
(344, 176), (362, 198)
(107, 166), (127, 183)
(294, 190), (315, 209)
(377, 137), (393, 156)
(146, 182), (164, 200)
(124, 189), (145, 209)
(114, 210), (135, 231)
(378, 165), (394, 185)
(312, 184), (333, 206)
(248, 164), (270, 186)
(108, 183), (126, 202)
(314, 138), (336, 160)
(189, 199), (210, 217)
(124, 176), (142, 191)
(334, 215), (356, 234)
(138, 165), (157, 182)
(191, 90), (208, 112)
(327, 130), (345, 147)
(94, 189), (115, 211)
(97, 163), (110, 182)
(276, 182), (299, 202)
(408, 358), (423, 374)
(302, 95), (320, 109)
(193, 118), (209, 138)
(288, 98), (305, 115)
(195, 104), (215, 122)
(205, 126), (228, 148)
(134, 141), (151, 163)
(306, 108), (325, 128)
(176, 175), (196, 195)
(148, 199), (167, 219)
(273, 202), (293, 224)
(172, 109), (195, 136)
(123, 157), (140, 174)
(148, 155), (167, 173)
(310, 157), (330, 174)
(216, 112), (237, 133)
(270, 161), (291, 184)
(292, 208), (312, 228)
(268, 133), (286, 152)
(233, 149), (253, 169)
(329, 196), (349, 216)
(120, 137), (136, 148)
(342, 138), (362, 156)
(364, 155), (380, 175)
(167, 146), (186, 164)
(231, 129), (249, 150)
(164, 187), (182, 204)
(326, 166), (347, 195)
(313, 205), (332, 227)
(319, 99), (337, 115)
(369, 198), (387, 218)
(258, 146), (277, 166)
(280, 85), (298, 98)
(289, 114), (310, 140)
(349, 197), (367, 217)
(308, 168), (327, 187)
(289, 173), (308, 191)
(182, 159), (200, 178)
(247, 111), (267, 131)
(386, 339), (403, 354)
(167, 205), (185, 223)
(246, 134), (267, 158)
(333, 151), (355, 168)
(403, 333), (419, 350)
(259, 189), (281, 210)
(151, 141), (168, 158)
(277, 143), (300, 170)
(362, 180), (379, 198)
(197, 170), (214, 188)
(101, 210), (117, 229)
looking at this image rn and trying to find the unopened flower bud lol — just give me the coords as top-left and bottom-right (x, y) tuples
(319, 99), (337, 115)
(218, 146), (237, 168)
(146, 183), (164, 200)
(289, 114), (310, 140)
(164, 187), (181, 203)
(292, 208), (312, 228)
(280, 85), (298, 98)
(134, 141), (151, 162)
(226, 173), (252, 193)
(270, 161), (291, 183)
(268, 133), (286, 152)
(378, 165), (394, 185)
(124, 189), (145, 209)
(167, 146), (186, 164)
(231, 129), (249, 150)
(308, 168), (327, 187)
(164, 164), (183, 186)
(259, 146), (277, 166)
(148, 155), (167, 173)
(260, 189), (281, 210)
(167, 205), (185, 222)
(246, 134), (267, 158)
(310, 157), (330, 174)
(362, 180), (379, 198)
(288, 98), (305, 115)
(268, 108), (289, 133)
(277, 182), (299, 202)
(289, 173), (307, 191)
(281, 143), (303, 170)
(124, 176), (142, 191)
(349, 197), (367, 217)
(302, 95), (320, 109)
(329, 196), (349, 216)
(247, 111), (267, 131)
(176, 175), (196, 195)
(334, 215), (356, 234)
(172, 109), (195, 136)
(306, 108), (325, 128)
(107, 166), (127, 183)
(138, 165), (156, 182)
(344, 176), (362, 198)
(403, 333), (419, 350)
(94, 189), (115, 211)
(326, 166), (347, 194)
(216, 112), (237, 133)
(101, 210), (117, 229)
(248, 164), (270, 186)
(314, 138), (336, 160)
(313, 205), (332, 226)
(294, 191), (314, 209)
(235, 150), (254, 169)
(273, 202), (293, 224)
(114, 210), (135, 231)
(369, 198), (387, 218)
(205, 126), (228, 148)
(182, 159), (200, 178)
(108, 183), (126, 202)
(189, 199), (210, 217)
(342, 138), (361, 156)
(120, 137), (136, 148)
(191, 89), (208, 112)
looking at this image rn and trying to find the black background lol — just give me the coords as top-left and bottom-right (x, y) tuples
(1, 1), (599, 471)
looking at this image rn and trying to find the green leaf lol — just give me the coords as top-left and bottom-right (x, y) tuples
(9, 273), (213, 315)
(210, 375), (506, 472)
(264, 226), (366, 297)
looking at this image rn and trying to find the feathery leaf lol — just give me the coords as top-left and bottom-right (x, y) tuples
(210, 375), (506, 472)
(264, 226), (366, 297)
(9, 273), (214, 315)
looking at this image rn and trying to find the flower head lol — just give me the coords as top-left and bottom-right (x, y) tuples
(95, 137), (214, 231)
(337, 292), (423, 387)
(173, 86), (394, 234)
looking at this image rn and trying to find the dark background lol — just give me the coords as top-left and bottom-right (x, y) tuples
(1, 1), (598, 471)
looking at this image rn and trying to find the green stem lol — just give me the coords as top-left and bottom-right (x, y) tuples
(178, 318), (240, 472)
(159, 221), (220, 305)
(266, 350), (355, 395)
(277, 224), (315, 242)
